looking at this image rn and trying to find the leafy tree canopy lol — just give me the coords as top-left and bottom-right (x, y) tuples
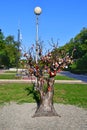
(0, 29), (21, 68)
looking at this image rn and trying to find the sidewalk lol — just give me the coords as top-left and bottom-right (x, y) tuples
(0, 79), (87, 84)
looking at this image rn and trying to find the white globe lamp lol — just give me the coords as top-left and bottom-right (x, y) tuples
(34, 6), (42, 15)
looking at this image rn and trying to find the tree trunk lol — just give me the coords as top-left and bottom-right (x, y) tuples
(33, 77), (60, 117)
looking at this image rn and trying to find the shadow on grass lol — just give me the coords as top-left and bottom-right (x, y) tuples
(25, 84), (40, 107)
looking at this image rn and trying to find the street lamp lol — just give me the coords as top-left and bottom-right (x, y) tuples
(34, 6), (42, 64)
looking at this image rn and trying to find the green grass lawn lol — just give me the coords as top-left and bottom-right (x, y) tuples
(54, 84), (87, 108)
(55, 75), (75, 80)
(0, 83), (87, 108)
(0, 73), (75, 80)
(0, 74), (16, 79)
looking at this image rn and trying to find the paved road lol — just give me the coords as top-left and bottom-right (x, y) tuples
(59, 71), (87, 83)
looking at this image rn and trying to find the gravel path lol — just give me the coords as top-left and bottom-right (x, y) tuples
(0, 103), (87, 130)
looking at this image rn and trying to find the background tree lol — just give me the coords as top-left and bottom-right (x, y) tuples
(0, 29), (21, 68)
(0, 29), (7, 68)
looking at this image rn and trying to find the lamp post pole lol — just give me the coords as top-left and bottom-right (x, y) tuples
(34, 6), (42, 64)
(36, 14), (39, 64)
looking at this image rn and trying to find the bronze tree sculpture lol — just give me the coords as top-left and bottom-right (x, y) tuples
(23, 44), (73, 117)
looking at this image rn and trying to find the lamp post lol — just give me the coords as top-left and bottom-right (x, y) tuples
(34, 6), (42, 64)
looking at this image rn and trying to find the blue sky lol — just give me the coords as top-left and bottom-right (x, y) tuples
(0, 0), (87, 52)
